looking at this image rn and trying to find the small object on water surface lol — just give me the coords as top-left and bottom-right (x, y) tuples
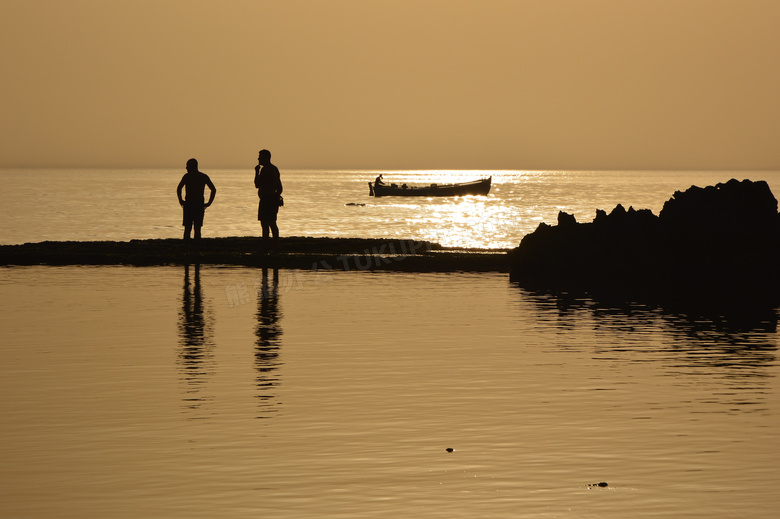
(588, 482), (608, 488)
(445, 448), (454, 452)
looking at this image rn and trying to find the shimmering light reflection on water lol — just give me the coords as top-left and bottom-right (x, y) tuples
(3, 169), (780, 248)
(1, 266), (778, 518)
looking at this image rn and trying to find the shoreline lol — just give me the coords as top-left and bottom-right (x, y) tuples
(0, 236), (511, 272)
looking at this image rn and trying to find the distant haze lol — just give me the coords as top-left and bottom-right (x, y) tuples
(2, 0), (778, 170)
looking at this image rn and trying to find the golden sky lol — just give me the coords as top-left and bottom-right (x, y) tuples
(1, 0), (778, 170)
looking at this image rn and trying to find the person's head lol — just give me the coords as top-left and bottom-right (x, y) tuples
(186, 158), (198, 173)
(258, 149), (271, 165)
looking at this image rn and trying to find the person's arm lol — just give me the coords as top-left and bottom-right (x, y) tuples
(205, 178), (217, 208)
(177, 178), (185, 206)
(254, 164), (261, 189)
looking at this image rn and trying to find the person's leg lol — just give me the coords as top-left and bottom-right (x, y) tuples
(269, 221), (279, 252)
(192, 206), (205, 241)
(259, 220), (270, 252)
(183, 203), (196, 241)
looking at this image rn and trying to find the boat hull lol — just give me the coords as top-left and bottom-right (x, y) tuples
(369, 177), (491, 197)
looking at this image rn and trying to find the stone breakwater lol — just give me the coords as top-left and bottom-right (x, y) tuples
(0, 236), (510, 273)
(509, 179), (780, 303)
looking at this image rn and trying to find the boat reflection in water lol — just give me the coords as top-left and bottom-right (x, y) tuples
(177, 263), (216, 415)
(256, 268), (283, 418)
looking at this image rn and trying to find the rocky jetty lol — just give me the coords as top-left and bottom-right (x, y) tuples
(0, 236), (510, 273)
(510, 179), (780, 303)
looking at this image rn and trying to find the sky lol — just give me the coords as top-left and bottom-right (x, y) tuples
(1, 0), (779, 171)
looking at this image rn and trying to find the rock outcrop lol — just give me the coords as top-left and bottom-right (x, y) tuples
(0, 236), (510, 272)
(509, 179), (780, 303)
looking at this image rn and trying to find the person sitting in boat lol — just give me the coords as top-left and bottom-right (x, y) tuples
(375, 174), (384, 186)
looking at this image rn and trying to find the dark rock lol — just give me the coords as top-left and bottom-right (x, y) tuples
(660, 179), (777, 230)
(557, 211), (577, 227)
(0, 237), (511, 272)
(609, 203), (627, 218)
(509, 179), (780, 304)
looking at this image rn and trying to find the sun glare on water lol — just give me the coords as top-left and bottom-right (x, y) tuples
(405, 197), (514, 249)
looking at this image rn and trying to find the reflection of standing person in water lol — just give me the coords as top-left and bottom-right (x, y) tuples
(177, 158), (216, 242)
(254, 150), (283, 253)
(178, 263), (215, 412)
(256, 268), (283, 417)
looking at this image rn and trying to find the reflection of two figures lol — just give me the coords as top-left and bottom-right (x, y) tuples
(256, 268), (283, 417)
(178, 263), (215, 411)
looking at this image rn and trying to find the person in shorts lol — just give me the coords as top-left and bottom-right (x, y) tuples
(176, 158), (216, 242)
(254, 149), (283, 252)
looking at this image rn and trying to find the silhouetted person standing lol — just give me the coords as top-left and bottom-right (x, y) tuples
(177, 158), (216, 242)
(254, 149), (283, 252)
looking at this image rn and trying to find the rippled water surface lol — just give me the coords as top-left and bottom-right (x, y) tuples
(1, 266), (778, 518)
(2, 169), (779, 248)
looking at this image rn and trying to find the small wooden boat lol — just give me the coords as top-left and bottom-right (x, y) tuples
(369, 177), (491, 197)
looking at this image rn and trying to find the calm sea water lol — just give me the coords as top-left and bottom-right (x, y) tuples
(1, 170), (779, 517)
(3, 169), (780, 248)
